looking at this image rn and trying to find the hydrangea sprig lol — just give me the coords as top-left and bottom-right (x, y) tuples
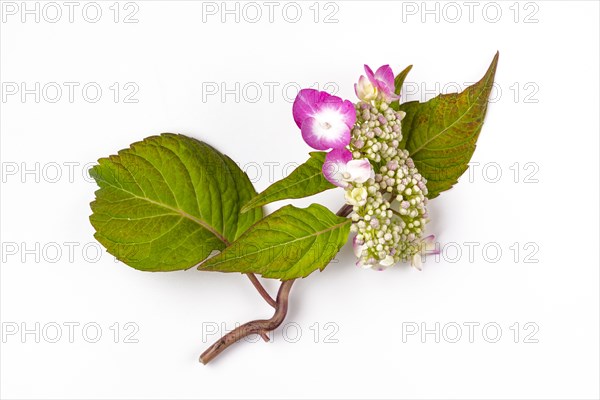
(88, 52), (499, 365)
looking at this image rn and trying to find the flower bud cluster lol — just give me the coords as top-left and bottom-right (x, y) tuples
(347, 100), (430, 269)
(350, 101), (403, 163)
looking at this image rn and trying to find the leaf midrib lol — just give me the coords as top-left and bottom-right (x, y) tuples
(99, 178), (230, 246)
(204, 218), (350, 267)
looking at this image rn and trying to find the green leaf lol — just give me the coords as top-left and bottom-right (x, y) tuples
(89, 133), (262, 272)
(241, 152), (335, 212)
(199, 204), (351, 280)
(399, 52), (499, 198)
(390, 64), (413, 110)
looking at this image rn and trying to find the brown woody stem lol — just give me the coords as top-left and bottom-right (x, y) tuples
(199, 204), (352, 365)
(199, 279), (295, 364)
(336, 204), (353, 217)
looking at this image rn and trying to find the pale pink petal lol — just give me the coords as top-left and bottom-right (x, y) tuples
(378, 84), (400, 101)
(322, 148), (352, 187)
(318, 98), (356, 130)
(374, 65), (395, 90)
(300, 117), (328, 150)
(353, 236), (363, 257)
(364, 65), (376, 85)
(346, 159), (372, 183)
(411, 253), (423, 270)
(292, 89), (331, 128)
(301, 115), (350, 151)
(338, 99), (357, 129)
(422, 235), (440, 255)
(423, 234), (435, 243)
(326, 147), (353, 164)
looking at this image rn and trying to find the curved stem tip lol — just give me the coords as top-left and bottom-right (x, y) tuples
(199, 279), (295, 365)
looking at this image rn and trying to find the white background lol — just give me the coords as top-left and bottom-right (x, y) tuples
(1, 1), (599, 399)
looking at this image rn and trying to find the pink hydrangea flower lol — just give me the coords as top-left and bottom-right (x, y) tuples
(293, 89), (356, 151)
(355, 64), (399, 102)
(322, 148), (372, 188)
